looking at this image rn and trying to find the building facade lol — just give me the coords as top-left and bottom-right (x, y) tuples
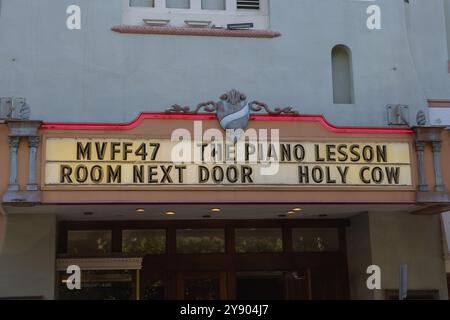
(0, 0), (450, 300)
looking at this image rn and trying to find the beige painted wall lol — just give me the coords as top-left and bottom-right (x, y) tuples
(347, 212), (449, 300)
(370, 212), (448, 300)
(0, 214), (56, 299)
(441, 212), (450, 273)
(346, 212), (374, 299)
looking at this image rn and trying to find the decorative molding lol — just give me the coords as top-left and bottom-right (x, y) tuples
(416, 192), (450, 204)
(167, 101), (218, 114)
(427, 99), (450, 108)
(2, 190), (41, 204)
(39, 89), (413, 134)
(6, 120), (42, 137)
(249, 101), (298, 115)
(28, 136), (40, 148)
(111, 25), (281, 38)
(416, 110), (427, 126)
(167, 89), (298, 116)
(432, 141), (442, 153)
(56, 257), (143, 271)
(386, 104), (409, 126)
(413, 126), (445, 142)
(0, 97), (30, 120)
(41, 112), (415, 134)
(413, 126), (447, 195)
(166, 101), (298, 116)
(2, 121), (42, 199)
(8, 136), (19, 149)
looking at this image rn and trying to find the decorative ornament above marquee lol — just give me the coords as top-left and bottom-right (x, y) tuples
(40, 88), (414, 134)
(166, 89), (298, 130)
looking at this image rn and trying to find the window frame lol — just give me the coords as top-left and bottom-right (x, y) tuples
(234, 228), (284, 253)
(121, 229), (167, 255)
(175, 228), (226, 254)
(291, 227), (340, 253)
(66, 229), (113, 256)
(123, 0), (269, 29)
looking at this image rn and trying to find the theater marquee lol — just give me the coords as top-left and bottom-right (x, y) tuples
(43, 138), (413, 187)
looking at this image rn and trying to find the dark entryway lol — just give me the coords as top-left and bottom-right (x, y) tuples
(57, 219), (350, 300)
(236, 272), (284, 300)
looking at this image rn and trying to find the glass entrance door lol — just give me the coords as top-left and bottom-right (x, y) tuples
(176, 272), (227, 300)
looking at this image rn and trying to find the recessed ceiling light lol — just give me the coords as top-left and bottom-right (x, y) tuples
(211, 208), (221, 213)
(165, 211), (176, 216)
(287, 211), (296, 215)
(278, 214), (287, 218)
(202, 214), (212, 218)
(83, 212), (94, 216)
(292, 208), (302, 212)
(136, 208), (145, 213)
(319, 214), (328, 218)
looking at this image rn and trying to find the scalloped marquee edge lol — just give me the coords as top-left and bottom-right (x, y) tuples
(40, 112), (414, 134)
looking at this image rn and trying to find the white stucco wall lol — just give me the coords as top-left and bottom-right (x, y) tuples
(0, 0), (448, 125)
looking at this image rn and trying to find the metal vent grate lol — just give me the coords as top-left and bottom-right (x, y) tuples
(237, 0), (260, 10)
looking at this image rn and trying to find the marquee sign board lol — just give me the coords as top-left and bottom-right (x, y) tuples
(44, 138), (412, 187)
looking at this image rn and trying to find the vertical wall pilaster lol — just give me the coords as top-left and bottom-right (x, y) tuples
(431, 141), (445, 192)
(27, 136), (40, 191)
(7, 136), (20, 191)
(415, 141), (428, 192)
(414, 126), (447, 196)
(2, 120), (42, 203)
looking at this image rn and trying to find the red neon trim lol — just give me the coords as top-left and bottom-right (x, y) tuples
(41, 112), (414, 134)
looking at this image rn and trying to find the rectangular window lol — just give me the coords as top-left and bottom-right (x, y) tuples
(123, 0), (269, 29)
(202, 0), (225, 10)
(129, 0), (154, 7)
(166, 0), (190, 9)
(122, 229), (166, 254)
(67, 230), (112, 256)
(292, 228), (339, 252)
(176, 229), (225, 254)
(235, 228), (283, 253)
